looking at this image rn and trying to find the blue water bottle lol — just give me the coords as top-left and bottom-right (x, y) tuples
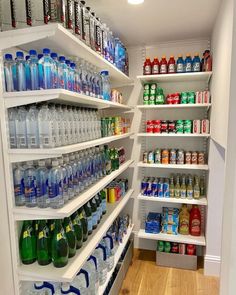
(16, 51), (26, 91)
(100, 70), (111, 100)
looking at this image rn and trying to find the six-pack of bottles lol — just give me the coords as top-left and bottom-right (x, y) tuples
(1, 0), (129, 75)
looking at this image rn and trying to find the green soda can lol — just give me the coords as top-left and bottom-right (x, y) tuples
(149, 93), (156, 105)
(105, 117), (110, 136)
(176, 120), (184, 133)
(184, 120), (192, 133)
(180, 92), (188, 104)
(187, 92), (195, 104)
(150, 83), (157, 95)
(164, 241), (171, 253)
(158, 241), (164, 252)
(143, 92), (150, 105)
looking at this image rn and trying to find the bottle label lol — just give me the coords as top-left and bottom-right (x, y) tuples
(193, 62), (200, 72)
(66, 224), (72, 233)
(38, 230), (45, 240)
(14, 180), (24, 197)
(144, 65), (151, 75)
(25, 177), (37, 202)
(152, 64), (159, 74)
(23, 230), (30, 239)
(185, 62), (192, 72)
(191, 219), (201, 234)
(187, 189), (193, 199)
(177, 63), (184, 72)
(168, 64), (175, 73)
(160, 64), (167, 74)
(48, 183), (59, 198)
(87, 216), (92, 232)
(181, 189), (186, 198)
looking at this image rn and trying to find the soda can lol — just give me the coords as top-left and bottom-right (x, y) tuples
(150, 83), (157, 95)
(151, 181), (158, 197)
(185, 151), (192, 164)
(173, 93), (180, 104)
(176, 120), (184, 133)
(146, 180), (153, 196)
(161, 149), (169, 164)
(193, 120), (201, 134)
(143, 151), (148, 163)
(179, 243), (186, 255)
(161, 120), (168, 133)
(146, 120), (154, 133)
(187, 92), (195, 104)
(184, 120), (192, 134)
(148, 151), (155, 164)
(141, 178), (147, 195)
(180, 92), (188, 104)
(164, 242), (171, 253)
(203, 90), (210, 103)
(143, 83), (150, 95)
(158, 180), (164, 197)
(191, 152), (198, 164)
(201, 119), (210, 134)
(158, 241), (164, 252)
(177, 149), (185, 164)
(101, 118), (107, 137)
(168, 121), (176, 133)
(170, 149), (177, 164)
(195, 91), (203, 104)
(198, 152), (205, 165)
(143, 92), (150, 105)
(149, 93), (156, 105)
(187, 244), (196, 255)
(153, 120), (161, 133)
(171, 242), (179, 253)
(166, 94), (173, 104)
(108, 188), (116, 203)
(65, 0), (73, 30)
(155, 149), (161, 164)
(50, 0), (66, 26)
(163, 179), (170, 198)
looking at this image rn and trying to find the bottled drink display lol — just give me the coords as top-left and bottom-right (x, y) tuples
(143, 84), (211, 105)
(142, 51), (212, 75)
(13, 145), (126, 207)
(141, 174), (205, 200)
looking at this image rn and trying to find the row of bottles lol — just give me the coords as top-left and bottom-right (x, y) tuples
(179, 204), (201, 236)
(13, 145), (124, 208)
(4, 49), (112, 100)
(23, 215), (131, 294)
(1, 1), (129, 75)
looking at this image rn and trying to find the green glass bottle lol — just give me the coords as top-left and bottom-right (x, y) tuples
(47, 219), (55, 258)
(100, 190), (107, 215)
(110, 148), (115, 171)
(51, 219), (69, 268)
(19, 220), (36, 265)
(37, 220), (51, 265)
(115, 148), (120, 170)
(71, 212), (83, 249)
(77, 207), (88, 242)
(95, 194), (102, 224)
(83, 202), (93, 235)
(90, 197), (98, 230)
(63, 217), (76, 258)
(104, 145), (112, 175)
(33, 220), (39, 237)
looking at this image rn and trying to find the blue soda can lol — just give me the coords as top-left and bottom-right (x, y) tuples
(151, 180), (158, 197)
(158, 180), (164, 198)
(141, 178), (148, 195)
(147, 180), (153, 196)
(163, 179), (170, 198)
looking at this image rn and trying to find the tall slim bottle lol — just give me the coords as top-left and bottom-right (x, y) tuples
(77, 207), (88, 242)
(19, 220), (36, 265)
(37, 220), (51, 265)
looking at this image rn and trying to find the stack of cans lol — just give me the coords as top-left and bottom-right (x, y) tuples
(141, 177), (170, 198)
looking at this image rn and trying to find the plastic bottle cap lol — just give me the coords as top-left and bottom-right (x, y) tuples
(43, 48), (50, 54)
(61, 283), (70, 292)
(162, 55), (166, 58)
(5, 54), (13, 59)
(101, 70), (109, 76)
(59, 56), (66, 62)
(26, 161), (33, 166)
(38, 54), (43, 59)
(51, 52), (58, 59)
(170, 55), (174, 58)
(178, 54), (183, 57)
(38, 160), (45, 166)
(25, 56), (30, 61)
(16, 51), (24, 58)
(29, 49), (37, 56)
(65, 59), (71, 65)
(70, 62), (76, 68)
(52, 160), (59, 166)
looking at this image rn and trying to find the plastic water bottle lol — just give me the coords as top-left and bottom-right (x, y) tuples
(83, 258), (99, 295)
(80, 60), (89, 95)
(50, 52), (59, 89)
(61, 283), (82, 295)
(93, 244), (107, 285)
(48, 159), (64, 209)
(68, 106), (76, 144)
(24, 161), (37, 207)
(69, 154), (79, 195)
(58, 56), (69, 89)
(26, 105), (39, 148)
(25, 56), (31, 91)
(13, 163), (25, 206)
(4, 54), (17, 92)
(38, 104), (54, 148)
(59, 157), (69, 204)
(72, 270), (90, 295)
(56, 104), (66, 146)
(27, 282), (45, 294)
(69, 63), (76, 92)
(62, 105), (71, 145)
(16, 51), (26, 91)
(28, 50), (40, 90)
(8, 108), (17, 148)
(100, 71), (111, 100)
(102, 235), (115, 271)
(16, 106), (28, 148)
(49, 104), (59, 147)
(63, 155), (75, 200)
(36, 160), (49, 208)
(38, 48), (54, 89)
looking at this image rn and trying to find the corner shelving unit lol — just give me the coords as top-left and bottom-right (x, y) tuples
(0, 24), (134, 295)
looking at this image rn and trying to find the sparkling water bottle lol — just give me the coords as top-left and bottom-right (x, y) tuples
(26, 105), (39, 148)
(16, 51), (26, 91)
(29, 50), (39, 90)
(4, 53), (17, 92)
(13, 163), (25, 206)
(48, 159), (64, 209)
(24, 161), (37, 207)
(38, 48), (54, 89)
(8, 108), (17, 148)
(38, 104), (54, 148)
(36, 160), (49, 208)
(16, 106), (28, 148)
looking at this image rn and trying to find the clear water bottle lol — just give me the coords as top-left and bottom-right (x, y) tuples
(36, 160), (49, 208)
(68, 106), (76, 144)
(72, 269), (90, 295)
(50, 52), (59, 89)
(49, 104), (59, 147)
(62, 105), (71, 145)
(4, 53), (17, 92)
(38, 104), (54, 148)
(26, 282), (46, 295)
(13, 163), (25, 206)
(69, 154), (79, 195)
(58, 56), (69, 90)
(59, 157), (69, 204)
(100, 71), (111, 100)
(63, 155), (75, 200)
(48, 159), (64, 209)
(78, 151), (85, 192)
(24, 161), (37, 207)
(83, 258), (99, 295)
(56, 104), (66, 146)
(80, 60), (89, 95)
(93, 244), (107, 285)
(75, 152), (82, 192)
(72, 107), (79, 143)
(100, 146), (107, 177)
(26, 105), (39, 148)
(61, 282), (82, 295)
(28, 50), (39, 90)
(15, 51), (26, 91)
(102, 235), (115, 271)
(8, 108), (17, 148)
(16, 106), (28, 149)
(69, 63), (77, 92)
(38, 48), (54, 89)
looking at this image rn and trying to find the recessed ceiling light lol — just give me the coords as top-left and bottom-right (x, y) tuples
(128, 0), (144, 4)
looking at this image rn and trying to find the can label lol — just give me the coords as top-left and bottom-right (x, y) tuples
(198, 152), (205, 165)
(155, 150), (161, 164)
(170, 149), (177, 164)
(180, 92), (188, 104)
(176, 120), (184, 133)
(195, 91), (203, 104)
(143, 93), (150, 104)
(184, 120), (192, 134)
(188, 92), (195, 104)
(201, 119), (210, 134)
(148, 151), (154, 164)
(177, 150), (184, 164)
(191, 152), (198, 164)
(193, 120), (201, 134)
(203, 91), (210, 103)
(150, 83), (157, 95)
(185, 152), (192, 164)
(179, 243), (186, 254)
(50, 0), (66, 24)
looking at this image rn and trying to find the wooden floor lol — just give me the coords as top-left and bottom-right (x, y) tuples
(119, 249), (219, 295)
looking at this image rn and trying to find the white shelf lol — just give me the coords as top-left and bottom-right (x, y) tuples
(137, 72), (212, 84)
(9, 133), (134, 163)
(137, 194), (207, 206)
(136, 104), (211, 109)
(137, 133), (210, 138)
(3, 89), (133, 110)
(18, 189), (134, 282)
(99, 224), (134, 295)
(137, 229), (206, 246)
(138, 162), (209, 170)
(13, 160), (134, 220)
(0, 24), (133, 86)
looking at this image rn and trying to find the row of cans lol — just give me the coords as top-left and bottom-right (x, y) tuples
(101, 117), (131, 137)
(105, 178), (128, 204)
(146, 119), (210, 134)
(141, 177), (171, 198)
(157, 241), (196, 255)
(143, 149), (206, 165)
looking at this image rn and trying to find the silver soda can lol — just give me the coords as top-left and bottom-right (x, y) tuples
(170, 149), (177, 164)
(177, 149), (185, 164)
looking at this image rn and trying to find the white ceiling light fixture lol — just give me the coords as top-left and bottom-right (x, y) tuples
(128, 0), (144, 5)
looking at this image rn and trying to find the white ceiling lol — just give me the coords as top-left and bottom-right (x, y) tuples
(85, 0), (222, 46)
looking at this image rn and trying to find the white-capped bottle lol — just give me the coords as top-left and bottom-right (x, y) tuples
(48, 159), (64, 209)
(26, 105), (40, 148)
(56, 104), (66, 146)
(36, 160), (49, 208)
(38, 104), (54, 148)
(49, 104), (59, 147)
(8, 108), (17, 148)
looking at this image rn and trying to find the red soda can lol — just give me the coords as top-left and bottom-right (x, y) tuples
(168, 120), (175, 133)
(195, 91), (203, 104)
(187, 244), (196, 255)
(171, 243), (179, 253)
(179, 243), (186, 254)
(203, 90), (210, 103)
(166, 94), (173, 104)
(193, 120), (201, 134)
(191, 152), (198, 165)
(173, 93), (180, 104)
(146, 120), (154, 133)
(161, 120), (168, 133)
(153, 120), (161, 133)
(201, 119), (210, 134)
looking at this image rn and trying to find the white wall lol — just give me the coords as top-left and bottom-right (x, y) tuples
(210, 0), (233, 148)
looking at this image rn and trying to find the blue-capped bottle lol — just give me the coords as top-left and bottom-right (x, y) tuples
(185, 53), (192, 72)
(59, 157), (69, 204)
(16, 51), (26, 91)
(176, 54), (185, 73)
(25, 55), (31, 91)
(66, 59), (73, 91)
(4, 53), (17, 92)
(38, 48), (54, 89)
(100, 70), (111, 100)
(63, 155), (75, 200)
(48, 159), (64, 209)
(24, 161), (37, 207)
(28, 50), (39, 90)
(36, 160), (49, 208)
(13, 163), (25, 206)
(58, 56), (69, 89)
(192, 52), (201, 72)
(70, 63), (77, 92)
(50, 52), (59, 89)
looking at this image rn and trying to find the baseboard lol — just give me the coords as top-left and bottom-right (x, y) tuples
(204, 255), (221, 276)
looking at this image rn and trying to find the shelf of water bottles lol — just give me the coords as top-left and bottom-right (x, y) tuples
(18, 195), (134, 283)
(1, 0), (129, 77)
